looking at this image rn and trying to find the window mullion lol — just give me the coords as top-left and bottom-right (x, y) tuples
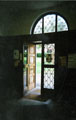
(55, 14), (57, 32)
(32, 13), (68, 34)
(42, 17), (44, 33)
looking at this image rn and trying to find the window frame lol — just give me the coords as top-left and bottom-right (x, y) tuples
(30, 12), (69, 34)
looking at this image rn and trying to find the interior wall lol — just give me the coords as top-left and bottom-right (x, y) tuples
(55, 31), (76, 100)
(0, 36), (23, 101)
(0, 1), (76, 36)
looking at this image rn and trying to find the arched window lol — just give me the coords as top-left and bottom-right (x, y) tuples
(31, 12), (69, 34)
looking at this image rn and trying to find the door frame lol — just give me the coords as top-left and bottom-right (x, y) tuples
(23, 42), (56, 97)
(23, 33), (57, 96)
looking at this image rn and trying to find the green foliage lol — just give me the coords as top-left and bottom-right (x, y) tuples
(24, 52), (27, 57)
(36, 58), (41, 74)
(24, 57), (27, 64)
(37, 53), (42, 57)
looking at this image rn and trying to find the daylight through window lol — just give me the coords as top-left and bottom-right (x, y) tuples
(31, 13), (69, 34)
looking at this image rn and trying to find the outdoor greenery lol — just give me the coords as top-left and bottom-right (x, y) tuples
(36, 58), (41, 74)
(37, 53), (42, 57)
(24, 57), (27, 64)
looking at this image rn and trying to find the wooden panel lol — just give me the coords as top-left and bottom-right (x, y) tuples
(27, 44), (36, 90)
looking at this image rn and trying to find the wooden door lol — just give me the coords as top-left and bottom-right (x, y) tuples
(27, 44), (36, 90)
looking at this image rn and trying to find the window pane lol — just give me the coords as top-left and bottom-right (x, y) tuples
(57, 16), (68, 32)
(44, 15), (56, 33)
(44, 68), (54, 89)
(44, 44), (55, 65)
(34, 19), (42, 34)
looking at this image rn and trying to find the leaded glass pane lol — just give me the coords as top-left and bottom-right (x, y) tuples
(44, 15), (56, 33)
(57, 16), (68, 32)
(44, 44), (55, 65)
(34, 19), (42, 34)
(44, 68), (54, 89)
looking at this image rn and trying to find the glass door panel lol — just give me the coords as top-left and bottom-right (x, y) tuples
(44, 44), (55, 65)
(42, 43), (55, 92)
(44, 68), (54, 89)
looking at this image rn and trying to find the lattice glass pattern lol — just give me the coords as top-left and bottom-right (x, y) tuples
(44, 68), (54, 89)
(34, 19), (42, 34)
(44, 44), (55, 65)
(57, 16), (68, 32)
(44, 15), (55, 33)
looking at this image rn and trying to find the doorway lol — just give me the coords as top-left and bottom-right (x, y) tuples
(23, 45), (28, 94)
(36, 44), (41, 89)
(23, 44), (41, 96)
(23, 43), (55, 99)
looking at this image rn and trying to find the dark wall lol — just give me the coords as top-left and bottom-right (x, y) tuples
(0, 36), (23, 101)
(55, 31), (76, 100)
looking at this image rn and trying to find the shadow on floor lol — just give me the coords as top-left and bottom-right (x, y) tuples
(24, 88), (50, 102)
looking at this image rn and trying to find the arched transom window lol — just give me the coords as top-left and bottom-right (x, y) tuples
(31, 12), (69, 34)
